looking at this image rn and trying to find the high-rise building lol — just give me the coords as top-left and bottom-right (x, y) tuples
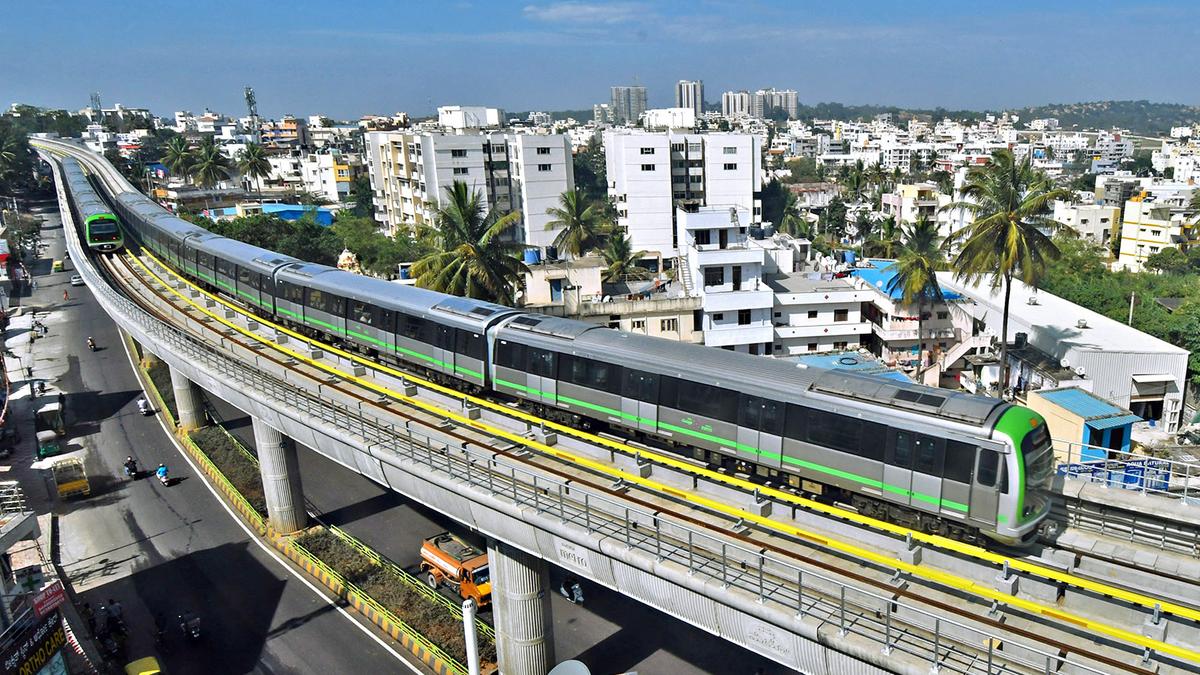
(750, 88), (798, 119)
(610, 85), (648, 124)
(592, 103), (614, 124)
(365, 131), (574, 248)
(721, 91), (750, 117)
(603, 129), (762, 258)
(674, 80), (704, 118)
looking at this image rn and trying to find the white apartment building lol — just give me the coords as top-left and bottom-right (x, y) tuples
(679, 206), (774, 354)
(604, 130), (762, 259)
(674, 80), (704, 118)
(767, 275), (872, 356)
(1051, 200), (1120, 244)
(642, 108), (696, 130)
(721, 91), (750, 118)
(1116, 199), (1196, 272)
(437, 106), (504, 131)
(365, 131), (573, 248)
(300, 150), (362, 203)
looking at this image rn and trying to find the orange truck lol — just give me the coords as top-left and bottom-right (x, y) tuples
(420, 532), (491, 608)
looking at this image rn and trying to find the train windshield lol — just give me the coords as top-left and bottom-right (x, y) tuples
(90, 218), (120, 241)
(1021, 422), (1054, 491)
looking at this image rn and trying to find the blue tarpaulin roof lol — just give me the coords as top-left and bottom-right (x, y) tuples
(1085, 413), (1144, 431)
(852, 260), (962, 302)
(1036, 387), (1141, 429)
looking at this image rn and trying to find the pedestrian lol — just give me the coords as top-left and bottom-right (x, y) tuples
(58, 392), (65, 408)
(30, 280), (37, 292)
(62, 290), (68, 302)
(24, 367), (32, 381)
(81, 603), (95, 635)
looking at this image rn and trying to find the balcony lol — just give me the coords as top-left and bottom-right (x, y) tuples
(774, 320), (872, 340)
(704, 323), (774, 347)
(702, 288), (774, 312)
(872, 324), (957, 342)
(691, 245), (762, 267)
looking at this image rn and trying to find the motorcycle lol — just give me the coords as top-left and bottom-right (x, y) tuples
(123, 461), (137, 478)
(558, 577), (584, 605)
(137, 398), (152, 415)
(86, 337), (96, 352)
(157, 472), (170, 487)
(178, 611), (201, 640)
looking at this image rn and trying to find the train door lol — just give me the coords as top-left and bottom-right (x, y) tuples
(620, 369), (658, 434)
(526, 346), (557, 405)
(968, 448), (1001, 524)
(736, 395), (783, 469)
(434, 325), (456, 378)
(909, 435), (945, 515)
(884, 430), (915, 508)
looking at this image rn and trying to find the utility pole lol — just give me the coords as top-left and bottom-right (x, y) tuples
(1128, 291), (1136, 326)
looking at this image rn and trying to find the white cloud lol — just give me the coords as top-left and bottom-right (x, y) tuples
(522, 2), (648, 25)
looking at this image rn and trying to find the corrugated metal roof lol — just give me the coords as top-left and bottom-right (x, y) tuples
(1037, 387), (1129, 419)
(1086, 413), (1143, 431)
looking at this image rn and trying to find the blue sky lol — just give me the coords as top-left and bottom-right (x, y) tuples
(4, 1), (1199, 119)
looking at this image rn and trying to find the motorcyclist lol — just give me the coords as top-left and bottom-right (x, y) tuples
(156, 463), (169, 483)
(136, 397), (149, 414)
(123, 456), (137, 477)
(86, 336), (96, 351)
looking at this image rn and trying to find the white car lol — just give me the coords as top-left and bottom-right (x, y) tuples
(69, 275), (84, 287)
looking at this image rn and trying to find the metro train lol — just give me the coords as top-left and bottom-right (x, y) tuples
(61, 155), (1054, 546)
(59, 159), (125, 252)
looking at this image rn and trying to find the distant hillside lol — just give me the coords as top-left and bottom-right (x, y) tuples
(1001, 100), (1200, 136)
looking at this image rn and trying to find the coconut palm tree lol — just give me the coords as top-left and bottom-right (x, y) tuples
(236, 142), (271, 199)
(943, 149), (1069, 395)
(778, 191), (808, 238)
(864, 215), (902, 258)
(886, 217), (945, 375)
(162, 136), (193, 184)
(601, 230), (653, 283)
(190, 138), (232, 190)
(410, 181), (528, 304)
(545, 189), (608, 258)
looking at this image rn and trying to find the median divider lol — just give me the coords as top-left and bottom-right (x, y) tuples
(133, 337), (495, 675)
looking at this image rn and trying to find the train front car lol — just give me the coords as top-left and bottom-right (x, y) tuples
(83, 212), (124, 252)
(990, 405), (1055, 546)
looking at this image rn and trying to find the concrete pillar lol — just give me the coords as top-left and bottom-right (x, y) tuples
(168, 366), (204, 431)
(488, 540), (554, 675)
(252, 417), (307, 533)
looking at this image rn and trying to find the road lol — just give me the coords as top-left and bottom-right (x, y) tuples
(207, 394), (788, 674)
(27, 206), (422, 674)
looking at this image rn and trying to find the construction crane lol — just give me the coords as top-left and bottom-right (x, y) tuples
(244, 86), (260, 144)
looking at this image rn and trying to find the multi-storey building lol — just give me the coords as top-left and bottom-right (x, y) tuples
(592, 103), (615, 124)
(300, 150), (363, 203)
(767, 275), (872, 356)
(880, 183), (950, 225)
(610, 86), (647, 124)
(260, 115), (308, 147)
(1051, 200), (1120, 245)
(721, 91), (750, 118)
(750, 88), (798, 119)
(365, 131), (573, 248)
(674, 80), (704, 118)
(437, 105), (504, 131)
(604, 130), (762, 258)
(1116, 198), (1197, 271)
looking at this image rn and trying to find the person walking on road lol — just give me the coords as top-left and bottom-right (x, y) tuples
(62, 289), (68, 302)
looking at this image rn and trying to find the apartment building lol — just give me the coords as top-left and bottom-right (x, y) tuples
(675, 80), (705, 118)
(852, 260), (962, 374)
(1051, 200), (1120, 245)
(610, 86), (648, 124)
(437, 105), (504, 131)
(721, 91), (750, 118)
(1116, 199), (1196, 271)
(365, 130), (573, 247)
(750, 89), (798, 119)
(880, 183), (950, 224)
(260, 115), (308, 147)
(767, 275), (872, 356)
(604, 129), (762, 258)
(300, 150), (362, 203)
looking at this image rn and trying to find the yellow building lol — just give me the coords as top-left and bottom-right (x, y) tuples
(1116, 198), (1195, 271)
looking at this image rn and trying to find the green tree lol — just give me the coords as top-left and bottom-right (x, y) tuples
(1144, 247), (1189, 274)
(784, 157), (822, 184)
(0, 120), (33, 195)
(410, 181), (528, 304)
(843, 161), (867, 201)
(864, 215), (902, 258)
(162, 136), (194, 184)
(601, 230), (653, 283)
(545, 189), (609, 258)
(820, 196), (848, 242)
(191, 137), (231, 189)
(886, 217), (945, 374)
(349, 174), (373, 217)
(778, 191), (807, 237)
(944, 149), (1070, 393)
(236, 143), (271, 198)
(572, 136), (607, 204)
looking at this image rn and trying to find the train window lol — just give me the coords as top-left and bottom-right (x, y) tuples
(308, 289), (325, 312)
(496, 340), (525, 369)
(454, 331), (485, 360)
(807, 409), (861, 455)
(739, 395), (762, 430)
(944, 441), (976, 483)
(658, 376), (680, 409)
(760, 400), (784, 436)
(215, 257), (231, 276)
(859, 421), (886, 462)
(784, 405), (809, 441)
(589, 360), (620, 394)
(890, 431), (914, 469)
(198, 252), (213, 269)
(977, 449), (999, 487)
(913, 436), (944, 476)
(284, 283), (304, 304)
(526, 347), (555, 378)
(399, 315), (432, 342)
(677, 383), (738, 424)
(379, 309), (396, 333)
(352, 302), (373, 325)
(237, 267), (252, 286)
(621, 369), (659, 402)
(435, 325), (455, 350)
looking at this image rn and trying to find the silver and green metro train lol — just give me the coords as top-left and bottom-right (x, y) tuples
(66, 154), (1055, 546)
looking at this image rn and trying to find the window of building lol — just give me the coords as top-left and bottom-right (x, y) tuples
(704, 266), (724, 287)
(618, 209), (628, 218)
(1080, 219), (1089, 224)
(695, 229), (711, 245)
(641, 164), (656, 171)
(693, 309), (703, 331)
(672, 160), (687, 169)
(713, 313), (724, 322)
(451, 149), (467, 158)
(639, 147), (656, 155)
(1152, 229), (1162, 237)
(661, 318), (678, 332)
(723, 163), (738, 170)
(537, 147), (551, 155)
(738, 309), (751, 325)
(689, 175), (703, 183)
(538, 164), (552, 172)
(807, 309), (818, 319)
(671, 143), (685, 152)
(723, 146), (737, 154)
(834, 309), (848, 322)
(608, 314), (621, 329)
(453, 167), (469, 175)
(936, 311), (949, 320)
(688, 143), (702, 153)
(673, 192), (686, 199)
(773, 311), (781, 318)
(833, 341), (848, 350)
(808, 342), (818, 351)
(753, 206), (762, 216)
(631, 319), (646, 330)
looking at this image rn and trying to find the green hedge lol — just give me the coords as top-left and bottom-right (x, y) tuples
(145, 360), (178, 421)
(295, 529), (496, 666)
(188, 427), (268, 516)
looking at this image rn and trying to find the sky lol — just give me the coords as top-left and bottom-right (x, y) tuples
(4, 1), (1200, 120)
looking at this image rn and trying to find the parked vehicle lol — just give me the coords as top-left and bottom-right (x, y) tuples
(36, 430), (61, 460)
(420, 532), (491, 608)
(124, 657), (161, 675)
(34, 402), (65, 437)
(52, 457), (90, 499)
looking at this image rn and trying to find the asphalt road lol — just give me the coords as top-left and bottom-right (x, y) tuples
(207, 395), (788, 675)
(31, 207), (422, 674)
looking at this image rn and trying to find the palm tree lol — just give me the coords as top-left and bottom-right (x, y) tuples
(545, 189), (608, 258)
(886, 217), (945, 375)
(410, 181), (528, 304)
(236, 142), (271, 199)
(778, 191), (808, 237)
(162, 136), (193, 184)
(865, 215), (902, 258)
(190, 138), (231, 189)
(943, 149), (1069, 395)
(601, 230), (653, 283)
(843, 160), (866, 202)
